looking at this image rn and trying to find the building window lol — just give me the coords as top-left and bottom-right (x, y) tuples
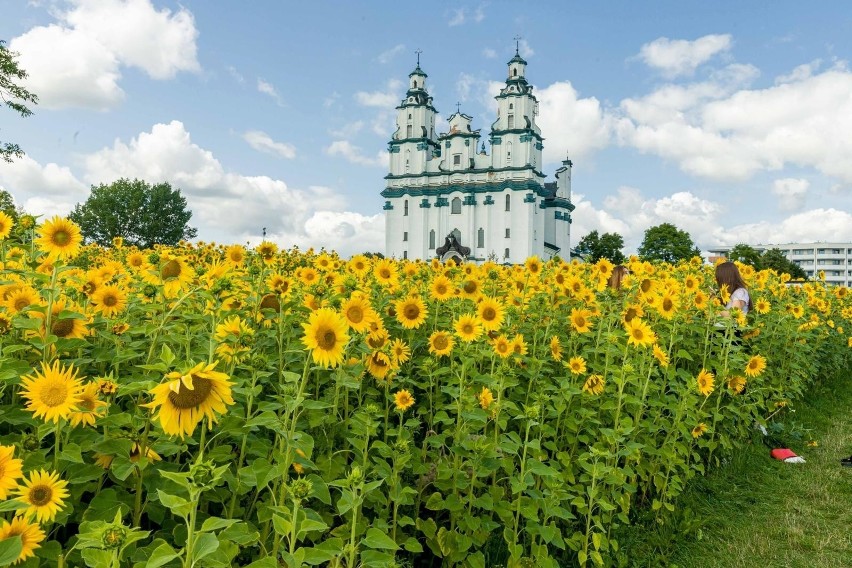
(403, 231), (408, 242)
(509, 103), (514, 110)
(403, 251), (408, 259)
(505, 194), (511, 211)
(504, 248), (510, 258)
(406, 125), (412, 138)
(453, 154), (461, 166)
(477, 227), (484, 248)
(451, 197), (462, 214)
(506, 142), (512, 165)
(508, 114), (514, 129)
(403, 199), (408, 216)
(429, 230), (436, 249)
(408, 113), (412, 119)
(505, 228), (511, 238)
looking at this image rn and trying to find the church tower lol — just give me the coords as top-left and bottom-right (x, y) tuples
(388, 54), (439, 176)
(491, 46), (543, 172)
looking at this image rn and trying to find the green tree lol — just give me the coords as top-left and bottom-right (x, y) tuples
(760, 248), (807, 280)
(573, 230), (626, 264)
(727, 243), (762, 267)
(637, 223), (701, 264)
(1, 40), (38, 163)
(69, 179), (198, 248)
(0, 189), (19, 220)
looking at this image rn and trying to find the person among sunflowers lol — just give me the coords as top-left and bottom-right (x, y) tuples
(715, 261), (751, 317)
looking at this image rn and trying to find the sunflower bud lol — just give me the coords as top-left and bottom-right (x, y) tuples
(20, 433), (40, 452)
(347, 466), (363, 485)
(102, 525), (128, 549)
(289, 478), (313, 500)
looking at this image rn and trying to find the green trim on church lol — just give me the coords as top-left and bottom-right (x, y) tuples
(540, 197), (575, 212)
(382, 179), (548, 199)
(384, 165), (546, 181)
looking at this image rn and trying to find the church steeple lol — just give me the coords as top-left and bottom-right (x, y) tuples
(388, 51), (439, 177)
(491, 38), (541, 170)
(508, 36), (528, 80)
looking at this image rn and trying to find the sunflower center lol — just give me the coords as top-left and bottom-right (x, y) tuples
(80, 397), (97, 411)
(29, 484), (53, 506)
(161, 260), (181, 279)
(641, 279), (652, 293)
(482, 307), (496, 321)
(102, 294), (118, 307)
(461, 323), (474, 334)
(632, 329), (644, 340)
(436, 284), (447, 294)
(403, 305), (420, 320)
(663, 299), (673, 311)
(52, 319), (75, 338)
(167, 376), (213, 409)
(14, 297), (31, 311)
(497, 342), (509, 353)
(346, 306), (364, 323)
(379, 269), (391, 279)
(259, 294), (280, 311)
(624, 308), (637, 322)
(463, 281), (477, 294)
(52, 230), (70, 246)
(575, 316), (586, 328)
(317, 329), (337, 350)
(433, 335), (449, 350)
(41, 382), (69, 407)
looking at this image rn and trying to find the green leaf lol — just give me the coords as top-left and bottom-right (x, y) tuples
(0, 499), (24, 513)
(81, 548), (114, 567)
(0, 536), (22, 565)
(156, 489), (193, 519)
(361, 527), (398, 550)
(243, 558), (278, 567)
(191, 532), (219, 563)
(403, 537), (423, 553)
(271, 514), (292, 536)
(300, 538), (345, 565)
(298, 518), (328, 535)
(199, 517), (239, 533)
(144, 541), (181, 568)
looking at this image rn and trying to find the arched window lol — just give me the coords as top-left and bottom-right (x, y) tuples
(429, 230), (436, 249)
(505, 194), (511, 211)
(506, 142), (513, 165)
(504, 248), (510, 258)
(477, 228), (484, 248)
(509, 103), (514, 110)
(406, 124), (413, 138)
(451, 197), (462, 214)
(451, 228), (461, 243)
(403, 199), (409, 216)
(405, 150), (411, 173)
(513, 68), (517, 77)
(507, 114), (514, 129)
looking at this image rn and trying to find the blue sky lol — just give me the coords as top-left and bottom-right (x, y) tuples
(1, 0), (851, 256)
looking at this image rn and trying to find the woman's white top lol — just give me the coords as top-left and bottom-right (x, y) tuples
(726, 287), (750, 315)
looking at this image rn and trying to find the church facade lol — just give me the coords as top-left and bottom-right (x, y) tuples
(381, 50), (575, 263)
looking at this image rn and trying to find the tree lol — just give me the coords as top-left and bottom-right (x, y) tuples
(759, 248), (807, 280)
(573, 230), (626, 264)
(637, 223), (701, 264)
(727, 243), (762, 268)
(0, 189), (19, 220)
(69, 179), (198, 248)
(1, 40), (38, 162)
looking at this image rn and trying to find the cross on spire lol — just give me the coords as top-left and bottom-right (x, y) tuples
(513, 35), (522, 55)
(415, 48), (422, 66)
(456, 101), (461, 114)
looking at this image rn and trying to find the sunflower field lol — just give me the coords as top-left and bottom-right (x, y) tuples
(0, 213), (850, 567)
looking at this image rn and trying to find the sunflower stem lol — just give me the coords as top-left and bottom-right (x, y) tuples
(53, 419), (62, 470)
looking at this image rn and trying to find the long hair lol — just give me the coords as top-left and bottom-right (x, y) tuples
(714, 261), (751, 311)
(607, 265), (629, 291)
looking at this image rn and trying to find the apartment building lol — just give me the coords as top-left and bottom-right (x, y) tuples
(706, 242), (852, 287)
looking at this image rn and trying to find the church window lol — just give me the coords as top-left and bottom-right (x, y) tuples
(504, 248), (510, 258)
(508, 114), (514, 129)
(403, 231), (408, 241)
(453, 154), (461, 166)
(513, 67), (517, 77)
(429, 230), (436, 249)
(477, 228), (484, 248)
(505, 228), (511, 238)
(408, 113), (412, 119)
(403, 251), (408, 259)
(509, 103), (514, 110)
(451, 228), (461, 243)
(451, 197), (462, 214)
(404, 199), (409, 216)
(506, 142), (513, 165)
(406, 125), (413, 138)
(505, 194), (511, 211)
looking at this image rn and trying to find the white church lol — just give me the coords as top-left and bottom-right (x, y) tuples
(382, 48), (575, 263)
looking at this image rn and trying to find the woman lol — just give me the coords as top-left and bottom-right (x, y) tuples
(715, 261), (751, 316)
(607, 265), (629, 291)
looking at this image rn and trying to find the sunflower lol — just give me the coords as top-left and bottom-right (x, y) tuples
(477, 297), (505, 331)
(90, 284), (128, 318)
(549, 336), (562, 362)
(366, 327), (389, 350)
(366, 351), (393, 380)
(0, 516), (45, 564)
(525, 256), (543, 277)
(4, 286), (41, 315)
(428, 330), (454, 357)
(0, 313), (12, 336)
(156, 255), (195, 297)
(301, 308), (350, 368)
(492, 335), (512, 358)
(744, 354), (767, 378)
(129, 442), (162, 464)
(478, 387), (494, 410)
(390, 338), (411, 365)
(347, 255), (370, 278)
(727, 376), (747, 394)
(691, 423), (708, 438)
(266, 274), (292, 296)
(20, 361), (85, 423)
(258, 293), (281, 314)
(0, 444), (23, 500)
(459, 278), (482, 301)
(570, 308), (594, 334)
(143, 361), (235, 438)
(35, 216), (82, 260)
(373, 258), (399, 287)
(624, 318), (656, 348)
(566, 356), (587, 375)
(214, 315), (254, 343)
(652, 344), (669, 367)
(454, 313), (483, 343)
(622, 304), (644, 324)
(299, 267), (320, 286)
(255, 241), (278, 263)
(68, 382), (108, 428)
(511, 334), (528, 357)
(683, 275), (699, 292)
(14, 469), (69, 522)
(754, 298), (771, 315)
(32, 298), (89, 340)
(395, 296), (428, 329)
(0, 211), (13, 239)
(97, 379), (118, 396)
(394, 389), (415, 412)
(656, 293), (679, 320)
(582, 374), (605, 395)
(429, 275), (454, 301)
(696, 369), (715, 396)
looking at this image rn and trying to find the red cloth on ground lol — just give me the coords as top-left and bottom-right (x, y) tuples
(770, 448), (797, 460)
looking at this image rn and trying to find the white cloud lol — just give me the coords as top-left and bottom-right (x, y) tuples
(724, 209), (852, 245)
(536, 81), (612, 163)
(257, 78), (285, 106)
(775, 59), (822, 84)
(354, 79), (404, 108)
(377, 44), (405, 64)
(771, 178), (809, 211)
(473, 4), (486, 23)
(0, 154), (89, 216)
(226, 65), (245, 84)
(330, 121), (365, 139)
(519, 39), (534, 59)
(636, 34), (732, 77)
(482, 48), (497, 59)
(326, 141), (388, 168)
(242, 131), (296, 159)
(9, 0), (199, 110)
(448, 8), (465, 26)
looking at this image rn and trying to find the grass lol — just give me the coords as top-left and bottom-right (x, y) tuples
(619, 372), (852, 568)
